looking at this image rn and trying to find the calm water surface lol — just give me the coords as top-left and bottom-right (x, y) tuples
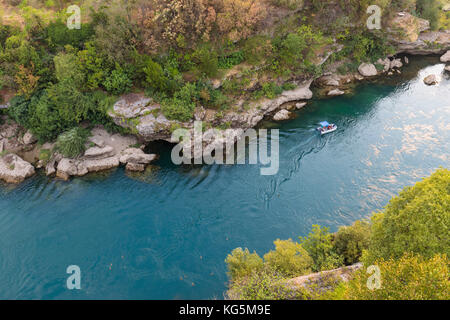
(0, 57), (449, 299)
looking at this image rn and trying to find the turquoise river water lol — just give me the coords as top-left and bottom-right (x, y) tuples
(0, 57), (449, 299)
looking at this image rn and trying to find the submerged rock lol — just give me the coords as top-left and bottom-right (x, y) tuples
(295, 102), (307, 109)
(358, 63), (378, 77)
(424, 74), (439, 85)
(327, 89), (345, 96)
(0, 153), (35, 183)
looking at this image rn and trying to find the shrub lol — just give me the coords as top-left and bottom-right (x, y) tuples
(300, 225), (344, 272)
(334, 220), (371, 265)
(191, 45), (219, 77)
(45, 20), (94, 50)
(416, 0), (440, 30)
(103, 65), (133, 95)
(161, 83), (197, 121)
(55, 127), (90, 158)
(263, 239), (313, 277)
(333, 253), (450, 300)
(227, 269), (309, 300)
(364, 168), (450, 265)
(225, 247), (264, 280)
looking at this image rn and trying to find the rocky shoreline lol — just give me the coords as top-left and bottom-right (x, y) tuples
(1, 12), (449, 184)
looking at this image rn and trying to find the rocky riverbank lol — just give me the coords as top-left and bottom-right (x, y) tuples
(1, 11), (449, 184)
(0, 119), (158, 183)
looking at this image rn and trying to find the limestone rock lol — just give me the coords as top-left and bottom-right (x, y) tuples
(273, 109), (291, 121)
(84, 145), (115, 159)
(84, 156), (120, 173)
(0, 153), (35, 183)
(358, 63), (378, 77)
(126, 162), (145, 172)
(441, 51), (450, 63)
(56, 158), (88, 180)
(317, 74), (340, 86)
(119, 148), (158, 165)
(376, 58), (391, 72)
(390, 58), (403, 69)
(444, 65), (450, 73)
(424, 74), (439, 85)
(22, 130), (37, 145)
(88, 136), (105, 148)
(328, 89), (345, 96)
(295, 102), (307, 109)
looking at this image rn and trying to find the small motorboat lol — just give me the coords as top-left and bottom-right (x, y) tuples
(317, 121), (337, 135)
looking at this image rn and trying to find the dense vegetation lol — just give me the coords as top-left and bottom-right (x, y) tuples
(225, 168), (450, 300)
(0, 0), (446, 145)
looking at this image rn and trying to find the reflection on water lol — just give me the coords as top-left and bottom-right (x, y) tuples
(0, 57), (449, 299)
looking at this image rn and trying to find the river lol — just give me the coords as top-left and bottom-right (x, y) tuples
(0, 56), (448, 299)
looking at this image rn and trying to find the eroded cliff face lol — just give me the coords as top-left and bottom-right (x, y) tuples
(387, 12), (450, 55)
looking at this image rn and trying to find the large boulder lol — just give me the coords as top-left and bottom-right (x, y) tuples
(22, 130), (37, 145)
(84, 145), (115, 159)
(83, 156), (120, 173)
(0, 153), (35, 183)
(441, 51), (450, 63)
(390, 58), (403, 69)
(358, 63), (378, 77)
(273, 109), (291, 121)
(444, 66), (450, 73)
(119, 148), (158, 165)
(376, 58), (391, 72)
(56, 158), (88, 180)
(423, 74), (439, 85)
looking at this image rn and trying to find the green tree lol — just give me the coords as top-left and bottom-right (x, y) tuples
(330, 253), (449, 300)
(334, 220), (371, 265)
(300, 225), (344, 272)
(225, 247), (264, 280)
(264, 239), (313, 277)
(364, 168), (450, 265)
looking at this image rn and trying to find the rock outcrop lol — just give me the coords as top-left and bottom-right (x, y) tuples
(0, 153), (35, 183)
(53, 126), (157, 180)
(358, 63), (378, 77)
(287, 263), (363, 291)
(109, 81), (313, 151)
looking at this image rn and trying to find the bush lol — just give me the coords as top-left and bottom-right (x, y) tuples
(55, 127), (90, 158)
(45, 20), (94, 50)
(263, 239), (313, 277)
(416, 0), (440, 30)
(300, 225), (344, 272)
(227, 269), (309, 300)
(364, 168), (450, 265)
(225, 248), (264, 281)
(334, 220), (371, 265)
(191, 45), (219, 77)
(103, 65), (132, 95)
(161, 83), (197, 122)
(331, 253), (449, 300)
